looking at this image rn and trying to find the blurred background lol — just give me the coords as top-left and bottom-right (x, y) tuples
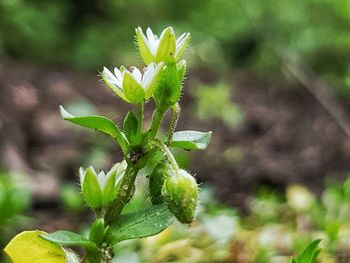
(2, 0), (350, 262)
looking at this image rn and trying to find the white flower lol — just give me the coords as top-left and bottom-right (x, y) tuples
(136, 27), (190, 64)
(102, 62), (164, 103)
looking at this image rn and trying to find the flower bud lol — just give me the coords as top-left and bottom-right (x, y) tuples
(79, 161), (127, 209)
(149, 161), (173, 205)
(162, 169), (198, 224)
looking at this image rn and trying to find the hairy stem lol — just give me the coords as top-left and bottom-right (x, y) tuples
(104, 164), (139, 224)
(166, 103), (181, 146)
(137, 102), (144, 133)
(148, 106), (167, 139)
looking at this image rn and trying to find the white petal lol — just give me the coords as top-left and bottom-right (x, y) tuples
(103, 67), (121, 87)
(146, 27), (158, 54)
(97, 171), (106, 189)
(114, 67), (123, 82)
(176, 33), (186, 46)
(131, 67), (142, 84)
(176, 33), (188, 50)
(142, 63), (156, 87)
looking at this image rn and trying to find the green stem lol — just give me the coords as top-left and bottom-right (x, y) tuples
(166, 103), (181, 146)
(137, 102), (144, 133)
(104, 163), (139, 225)
(148, 106), (167, 139)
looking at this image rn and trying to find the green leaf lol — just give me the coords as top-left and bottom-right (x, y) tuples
(5, 230), (68, 263)
(292, 239), (321, 263)
(106, 204), (174, 245)
(41, 230), (98, 251)
(171, 130), (212, 150)
(82, 167), (102, 208)
(89, 218), (105, 245)
(123, 110), (138, 142)
(155, 27), (176, 63)
(60, 106), (129, 154)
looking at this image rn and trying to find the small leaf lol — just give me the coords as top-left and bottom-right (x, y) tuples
(171, 130), (212, 150)
(123, 110), (138, 142)
(41, 230), (98, 251)
(5, 230), (67, 263)
(60, 106), (129, 154)
(106, 204), (173, 245)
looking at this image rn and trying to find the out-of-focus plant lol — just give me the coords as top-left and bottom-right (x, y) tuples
(290, 239), (321, 263)
(4, 26), (212, 262)
(193, 82), (244, 127)
(0, 170), (31, 261)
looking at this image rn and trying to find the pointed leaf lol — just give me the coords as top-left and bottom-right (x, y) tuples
(106, 204), (173, 245)
(41, 230), (98, 251)
(60, 106), (129, 154)
(171, 130), (212, 150)
(294, 239), (321, 263)
(5, 230), (67, 263)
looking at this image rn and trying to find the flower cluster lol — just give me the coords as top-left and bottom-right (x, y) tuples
(102, 27), (190, 104)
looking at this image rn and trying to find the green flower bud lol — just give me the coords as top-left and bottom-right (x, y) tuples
(136, 27), (190, 64)
(162, 169), (198, 224)
(149, 162), (173, 205)
(79, 161), (127, 209)
(102, 63), (164, 103)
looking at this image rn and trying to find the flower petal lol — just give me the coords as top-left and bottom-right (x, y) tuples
(175, 33), (190, 60)
(144, 62), (164, 99)
(135, 27), (154, 64)
(102, 67), (130, 102)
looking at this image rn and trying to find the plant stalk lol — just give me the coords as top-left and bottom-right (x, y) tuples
(104, 163), (139, 225)
(166, 103), (181, 146)
(137, 102), (144, 133)
(148, 106), (167, 139)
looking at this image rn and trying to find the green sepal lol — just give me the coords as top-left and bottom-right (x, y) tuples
(149, 161), (173, 204)
(155, 27), (176, 63)
(123, 110), (138, 142)
(41, 230), (98, 251)
(106, 204), (173, 245)
(89, 218), (106, 245)
(171, 130), (212, 150)
(154, 62), (181, 108)
(177, 60), (187, 82)
(162, 169), (198, 224)
(123, 71), (145, 103)
(82, 167), (102, 209)
(135, 27), (153, 65)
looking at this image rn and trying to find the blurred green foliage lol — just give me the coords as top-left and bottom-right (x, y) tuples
(193, 82), (244, 127)
(0, 170), (32, 261)
(1, 0), (350, 91)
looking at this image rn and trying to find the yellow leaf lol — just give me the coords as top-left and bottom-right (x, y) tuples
(4, 230), (67, 263)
